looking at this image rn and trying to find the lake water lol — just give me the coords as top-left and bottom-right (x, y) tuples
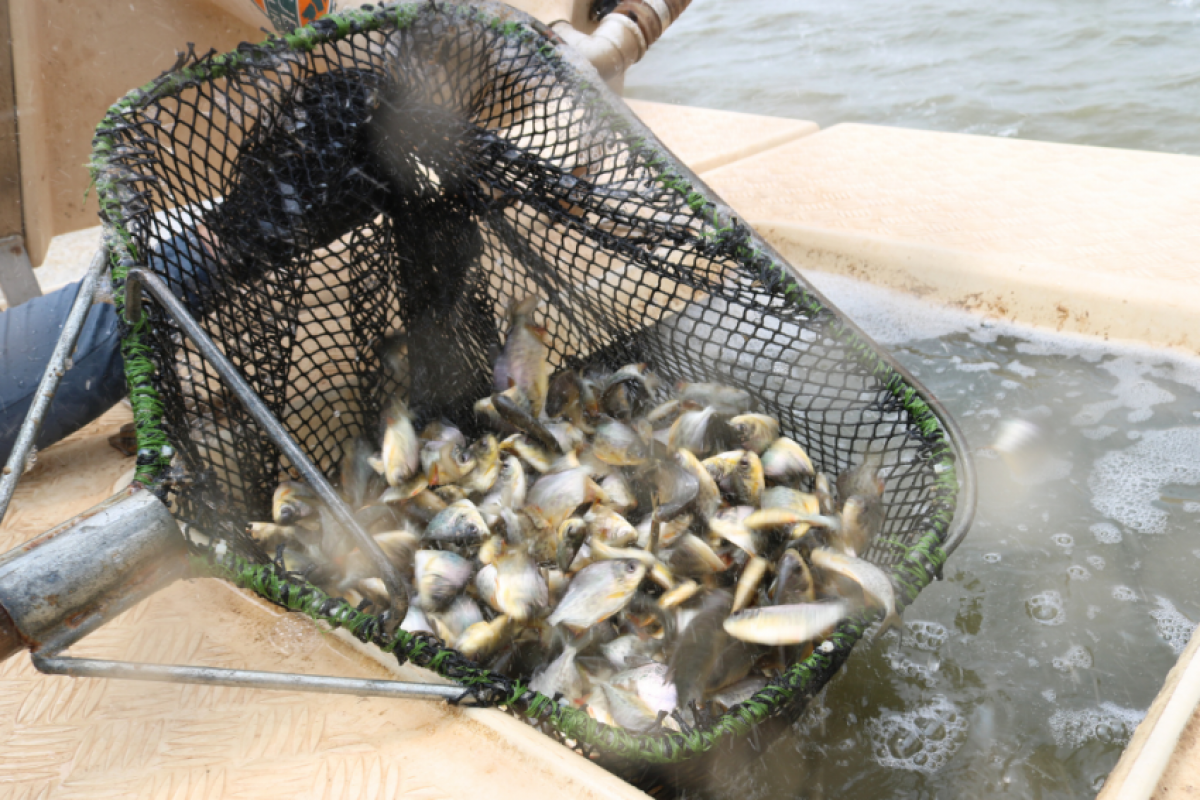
(625, 0), (1200, 155)
(676, 273), (1200, 799)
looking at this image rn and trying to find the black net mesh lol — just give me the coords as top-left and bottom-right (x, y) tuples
(92, 1), (966, 776)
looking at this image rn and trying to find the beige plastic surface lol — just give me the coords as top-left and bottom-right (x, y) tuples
(0, 406), (648, 800)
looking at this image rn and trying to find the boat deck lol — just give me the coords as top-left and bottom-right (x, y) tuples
(3, 98), (1199, 798)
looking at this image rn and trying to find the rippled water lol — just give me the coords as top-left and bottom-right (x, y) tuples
(625, 0), (1200, 154)
(678, 274), (1200, 799)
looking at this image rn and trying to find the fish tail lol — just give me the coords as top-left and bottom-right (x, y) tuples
(874, 611), (904, 641)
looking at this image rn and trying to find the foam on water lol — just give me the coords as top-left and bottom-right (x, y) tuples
(1067, 565), (1091, 582)
(1049, 703), (1144, 749)
(1053, 645), (1093, 672)
(868, 695), (968, 774)
(1091, 523), (1123, 544)
(1089, 427), (1200, 534)
(1112, 585), (1138, 603)
(1086, 555), (1106, 571)
(1150, 597), (1195, 655)
(905, 620), (950, 652)
(1028, 591), (1067, 626)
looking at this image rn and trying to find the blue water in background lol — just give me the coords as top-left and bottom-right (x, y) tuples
(625, 0), (1200, 155)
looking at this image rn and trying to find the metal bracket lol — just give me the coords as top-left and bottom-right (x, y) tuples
(123, 267), (412, 618)
(31, 650), (473, 704)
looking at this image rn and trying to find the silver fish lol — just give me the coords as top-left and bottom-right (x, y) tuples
(723, 601), (851, 645)
(425, 499), (488, 544)
(676, 382), (752, 415)
(458, 614), (514, 660)
(494, 550), (549, 622)
(761, 437), (815, 485)
(728, 413), (779, 455)
(415, 549), (473, 612)
(369, 399), (420, 486)
(494, 296), (550, 416)
(525, 468), (607, 532)
(529, 644), (586, 703)
(547, 559), (646, 630)
(809, 548), (902, 636)
(593, 418), (649, 466)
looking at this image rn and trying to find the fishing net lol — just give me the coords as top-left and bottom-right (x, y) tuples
(90, 1), (969, 786)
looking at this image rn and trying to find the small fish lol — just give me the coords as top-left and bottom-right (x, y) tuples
(368, 399), (420, 486)
(459, 435), (500, 494)
(340, 436), (383, 509)
(529, 644), (586, 703)
(599, 682), (661, 732)
(480, 455), (527, 521)
(708, 517), (761, 557)
(500, 433), (557, 473)
(555, 517), (589, 572)
(675, 449), (721, 519)
(837, 456), (886, 503)
(494, 296), (551, 416)
(728, 413), (779, 455)
(666, 533), (729, 579)
(774, 549), (816, 605)
(723, 601), (850, 645)
(421, 439), (476, 487)
(669, 406), (720, 456)
(809, 548), (902, 636)
(424, 499), (489, 544)
(814, 472), (835, 515)
(760, 487), (820, 515)
(494, 550), (549, 621)
(548, 559), (646, 630)
(599, 472), (637, 514)
(248, 521), (297, 551)
(836, 495), (875, 557)
(761, 437), (815, 485)
(374, 527), (419, 573)
(676, 382), (752, 415)
(668, 589), (733, 712)
(659, 579), (700, 609)
(592, 418), (649, 465)
(730, 450), (765, 506)
(525, 468), (608, 532)
(272, 481), (317, 526)
(415, 549), (473, 612)
(733, 555), (769, 613)
(458, 614), (514, 659)
(586, 506), (638, 548)
(708, 676), (769, 714)
(429, 595), (484, 644)
(475, 562), (500, 611)
(492, 391), (561, 453)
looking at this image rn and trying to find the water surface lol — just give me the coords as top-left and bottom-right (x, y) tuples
(626, 0), (1200, 155)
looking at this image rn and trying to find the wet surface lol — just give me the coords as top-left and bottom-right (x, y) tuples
(684, 275), (1200, 798)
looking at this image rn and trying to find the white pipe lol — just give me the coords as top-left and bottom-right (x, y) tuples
(552, 0), (692, 80)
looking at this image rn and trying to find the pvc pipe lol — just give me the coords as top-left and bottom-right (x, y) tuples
(553, 0), (693, 80)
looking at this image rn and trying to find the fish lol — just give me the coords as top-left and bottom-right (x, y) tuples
(733, 555), (770, 613)
(547, 559), (646, 630)
(708, 676), (769, 714)
(424, 499), (489, 544)
(809, 548), (902, 637)
(458, 614), (514, 659)
(525, 468), (608, 532)
(676, 382), (752, 415)
(814, 472), (835, 515)
(272, 481), (318, 527)
(585, 506), (638, 548)
(666, 533), (729, 579)
(723, 601), (851, 645)
(592, 418), (649, 465)
(728, 413), (779, 455)
(668, 589), (733, 712)
(761, 437), (815, 485)
(555, 517), (589, 572)
(494, 296), (550, 417)
(598, 682), (661, 732)
(421, 439), (476, 487)
(459, 434), (500, 494)
(529, 644), (586, 703)
(774, 549), (817, 605)
(760, 486), (820, 515)
(368, 399), (420, 486)
(494, 550), (549, 621)
(340, 436), (383, 509)
(669, 405), (721, 456)
(835, 495), (874, 557)
(414, 549), (473, 612)
(429, 595), (484, 644)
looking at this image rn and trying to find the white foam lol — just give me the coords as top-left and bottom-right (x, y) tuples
(1091, 522), (1123, 544)
(1052, 533), (1074, 550)
(1086, 555), (1106, 571)
(1150, 597), (1196, 655)
(1082, 426), (1118, 441)
(868, 695), (968, 774)
(1052, 645), (1093, 672)
(1042, 689), (1057, 703)
(1112, 585), (1138, 602)
(905, 620), (950, 652)
(1028, 591), (1066, 626)
(982, 552), (1002, 564)
(1089, 427), (1200, 534)
(1049, 703), (1144, 749)
(1067, 565), (1091, 582)
(1007, 360), (1037, 378)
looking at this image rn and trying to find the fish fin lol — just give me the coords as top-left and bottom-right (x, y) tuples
(367, 455), (385, 475)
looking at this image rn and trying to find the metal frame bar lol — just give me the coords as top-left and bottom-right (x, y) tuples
(31, 651), (472, 703)
(123, 268), (412, 615)
(0, 247), (108, 524)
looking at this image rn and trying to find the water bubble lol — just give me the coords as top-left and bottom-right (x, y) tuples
(1112, 585), (1138, 602)
(905, 620), (950, 652)
(1027, 591), (1066, 625)
(1087, 605), (1101, 619)
(1049, 703), (1143, 749)
(1091, 523), (1123, 544)
(1052, 645), (1093, 672)
(869, 696), (969, 774)
(1067, 565), (1091, 581)
(1087, 555), (1106, 571)
(1052, 533), (1074, 550)
(1192, 550), (1200, 560)
(1150, 597), (1195, 654)
(1042, 689), (1057, 703)
(983, 552), (1002, 564)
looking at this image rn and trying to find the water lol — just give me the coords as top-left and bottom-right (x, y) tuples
(625, 0), (1200, 155)
(686, 274), (1200, 799)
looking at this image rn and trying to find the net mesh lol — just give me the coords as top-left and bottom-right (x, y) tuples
(91, 1), (963, 778)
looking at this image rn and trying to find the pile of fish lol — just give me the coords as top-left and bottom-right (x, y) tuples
(247, 297), (900, 729)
